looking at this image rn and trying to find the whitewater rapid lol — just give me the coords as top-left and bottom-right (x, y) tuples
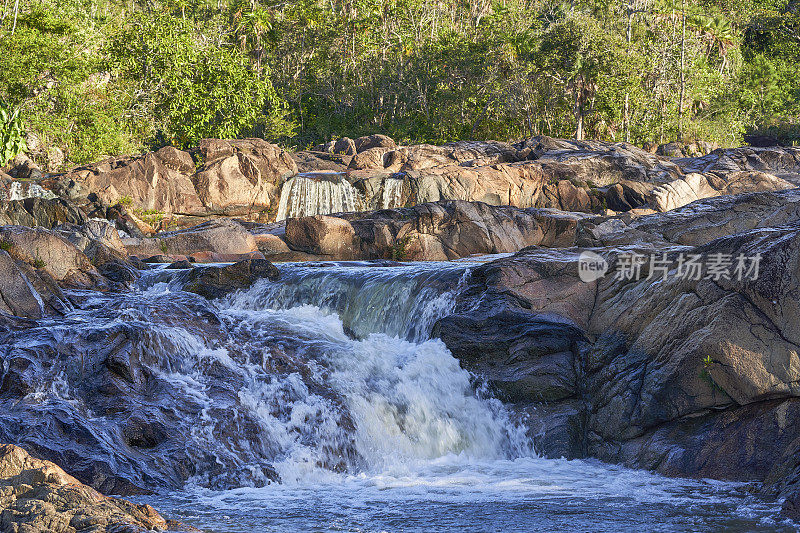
(132, 261), (794, 532)
(3, 259), (792, 531)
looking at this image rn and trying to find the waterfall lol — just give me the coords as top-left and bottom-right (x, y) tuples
(276, 173), (361, 221)
(6, 181), (57, 201)
(216, 261), (530, 479)
(0, 262), (530, 492)
(224, 261), (470, 342)
(380, 177), (405, 209)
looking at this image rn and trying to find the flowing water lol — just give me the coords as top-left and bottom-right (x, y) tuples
(275, 173), (406, 220)
(276, 173), (361, 221)
(1, 261), (795, 531)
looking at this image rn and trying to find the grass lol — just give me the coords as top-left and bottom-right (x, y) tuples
(118, 195), (133, 207)
(134, 208), (166, 227)
(0, 240), (11, 252)
(391, 236), (412, 261)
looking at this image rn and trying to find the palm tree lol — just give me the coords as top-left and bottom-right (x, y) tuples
(688, 14), (736, 72)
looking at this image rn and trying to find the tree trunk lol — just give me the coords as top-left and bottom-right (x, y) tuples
(678, 0), (686, 139)
(574, 85), (584, 141)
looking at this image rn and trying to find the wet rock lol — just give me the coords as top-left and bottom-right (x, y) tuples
(185, 258), (280, 299)
(99, 259), (141, 283)
(0, 288), (359, 494)
(0, 443), (181, 532)
(142, 254), (173, 264)
(435, 189), (800, 491)
(167, 259), (194, 269)
(0, 251), (49, 319)
(55, 219), (129, 268)
(782, 491), (800, 521)
(434, 310), (585, 402)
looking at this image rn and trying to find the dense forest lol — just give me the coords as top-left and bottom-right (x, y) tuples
(0, 0), (798, 168)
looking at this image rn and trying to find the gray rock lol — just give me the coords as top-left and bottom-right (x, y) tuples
(184, 258), (280, 299)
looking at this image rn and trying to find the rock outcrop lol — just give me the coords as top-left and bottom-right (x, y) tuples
(123, 218), (260, 261)
(193, 138), (297, 213)
(0, 198), (87, 228)
(272, 201), (586, 261)
(0, 444), (184, 533)
(64, 147), (204, 214)
(430, 188), (800, 508)
(11, 136), (798, 228)
(61, 138), (297, 217)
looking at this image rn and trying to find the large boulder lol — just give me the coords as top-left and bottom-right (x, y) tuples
(0, 251), (62, 319)
(193, 138), (297, 213)
(0, 444), (181, 532)
(285, 215), (358, 258)
(354, 134), (396, 153)
(64, 147), (204, 214)
(279, 201), (585, 261)
(0, 197), (87, 228)
(0, 225), (106, 288)
(432, 189), (800, 500)
(184, 258), (280, 299)
(123, 218), (258, 259)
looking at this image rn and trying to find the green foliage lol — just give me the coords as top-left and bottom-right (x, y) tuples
(0, 240), (12, 251)
(0, 0), (797, 161)
(110, 12), (295, 149)
(0, 103), (27, 167)
(391, 236), (412, 261)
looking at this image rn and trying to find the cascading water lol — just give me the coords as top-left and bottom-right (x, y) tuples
(0, 261), (793, 531)
(5, 181), (57, 201)
(275, 173), (361, 221)
(275, 173), (405, 221)
(378, 177), (405, 210)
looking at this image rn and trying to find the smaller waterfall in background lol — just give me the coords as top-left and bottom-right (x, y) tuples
(380, 177), (405, 210)
(6, 181), (57, 201)
(275, 173), (407, 221)
(276, 173), (361, 221)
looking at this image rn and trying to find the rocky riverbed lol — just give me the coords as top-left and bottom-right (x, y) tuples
(1, 137), (800, 529)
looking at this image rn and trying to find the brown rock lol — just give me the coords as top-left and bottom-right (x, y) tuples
(0, 443), (184, 532)
(285, 215), (358, 258)
(0, 225), (101, 286)
(193, 139), (297, 212)
(333, 137), (357, 156)
(184, 258), (280, 299)
(123, 218), (258, 258)
(354, 134), (396, 153)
